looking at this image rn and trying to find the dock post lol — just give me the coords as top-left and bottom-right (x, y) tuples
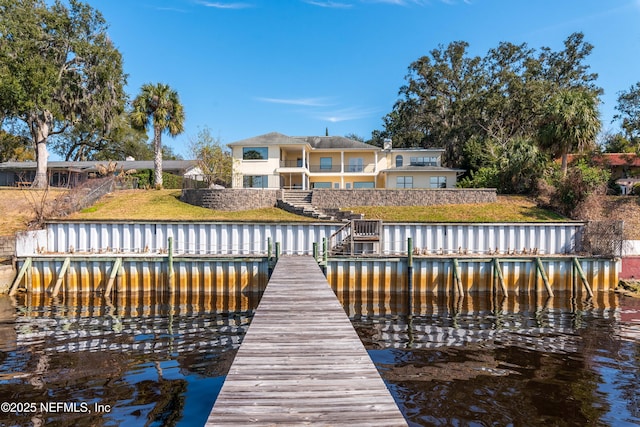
(535, 257), (554, 297)
(452, 258), (464, 296)
(105, 257), (122, 296)
(9, 257), (32, 296)
(322, 238), (328, 276)
(573, 257), (593, 298)
(267, 237), (274, 277)
(275, 242), (281, 262)
(313, 242), (318, 262)
(493, 258), (507, 296)
(168, 237), (175, 293)
(51, 257), (71, 297)
(407, 237), (413, 293)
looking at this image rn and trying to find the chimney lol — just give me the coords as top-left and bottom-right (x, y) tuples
(383, 138), (392, 150)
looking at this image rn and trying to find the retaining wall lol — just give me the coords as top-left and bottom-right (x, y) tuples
(180, 188), (497, 211)
(0, 235), (15, 259)
(180, 189), (280, 211)
(23, 221), (586, 257)
(311, 188), (497, 208)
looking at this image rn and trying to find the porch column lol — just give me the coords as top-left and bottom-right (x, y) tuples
(374, 151), (378, 173)
(302, 147), (306, 169)
(341, 151), (344, 173)
(302, 173), (306, 190)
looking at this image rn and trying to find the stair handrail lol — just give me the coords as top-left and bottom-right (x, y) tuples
(329, 221), (352, 254)
(352, 219), (381, 237)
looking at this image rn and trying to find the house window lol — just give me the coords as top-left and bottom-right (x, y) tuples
(243, 175), (268, 188)
(410, 156), (437, 166)
(320, 157), (332, 170)
(395, 155), (403, 167)
(430, 176), (446, 188)
(312, 182), (332, 188)
(243, 147), (268, 160)
(396, 176), (413, 188)
(348, 157), (363, 172)
(353, 182), (374, 188)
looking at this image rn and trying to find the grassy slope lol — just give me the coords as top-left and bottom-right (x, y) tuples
(345, 196), (566, 222)
(0, 188), (67, 235)
(2, 189), (571, 236)
(66, 189), (314, 222)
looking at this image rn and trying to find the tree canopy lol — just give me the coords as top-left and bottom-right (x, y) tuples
(0, 0), (127, 187)
(375, 32), (604, 194)
(131, 83), (185, 189)
(376, 33), (600, 163)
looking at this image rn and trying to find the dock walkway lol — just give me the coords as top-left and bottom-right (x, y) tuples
(207, 255), (407, 426)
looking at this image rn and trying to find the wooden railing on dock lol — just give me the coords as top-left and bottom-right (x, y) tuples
(329, 219), (382, 255)
(206, 256), (407, 426)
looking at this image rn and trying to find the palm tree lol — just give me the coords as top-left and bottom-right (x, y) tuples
(539, 88), (601, 176)
(130, 83), (185, 189)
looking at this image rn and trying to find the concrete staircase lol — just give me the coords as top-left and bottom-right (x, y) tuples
(277, 191), (334, 220)
(277, 190), (365, 221)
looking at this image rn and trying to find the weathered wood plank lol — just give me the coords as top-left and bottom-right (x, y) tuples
(207, 255), (407, 426)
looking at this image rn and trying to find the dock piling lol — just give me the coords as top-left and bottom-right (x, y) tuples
(535, 257), (554, 297)
(50, 257), (71, 297)
(9, 257), (32, 296)
(573, 257), (594, 298)
(168, 237), (175, 292)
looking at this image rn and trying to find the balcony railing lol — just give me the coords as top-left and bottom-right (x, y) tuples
(308, 164), (376, 173)
(280, 160), (304, 168)
(308, 164), (341, 173)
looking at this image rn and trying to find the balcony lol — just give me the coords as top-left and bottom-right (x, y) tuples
(308, 164), (376, 173)
(308, 164), (341, 173)
(280, 160), (304, 168)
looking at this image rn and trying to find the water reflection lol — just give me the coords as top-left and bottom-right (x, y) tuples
(340, 289), (640, 427)
(0, 291), (260, 427)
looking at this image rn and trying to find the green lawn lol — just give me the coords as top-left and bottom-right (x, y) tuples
(68, 189), (316, 222)
(345, 196), (566, 222)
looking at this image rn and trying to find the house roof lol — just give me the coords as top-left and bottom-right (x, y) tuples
(227, 132), (379, 150)
(566, 153), (640, 167)
(0, 160), (198, 173)
(293, 136), (379, 151)
(227, 132), (304, 147)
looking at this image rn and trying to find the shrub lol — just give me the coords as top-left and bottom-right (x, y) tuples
(550, 160), (610, 217)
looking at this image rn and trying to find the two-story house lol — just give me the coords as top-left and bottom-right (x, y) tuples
(228, 132), (463, 190)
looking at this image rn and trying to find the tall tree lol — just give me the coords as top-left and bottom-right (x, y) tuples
(0, 0), (126, 187)
(539, 88), (601, 175)
(614, 82), (640, 143)
(130, 83), (185, 189)
(51, 112), (147, 161)
(383, 41), (484, 165)
(378, 32), (601, 173)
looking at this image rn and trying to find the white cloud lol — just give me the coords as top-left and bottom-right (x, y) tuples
(195, 1), (253, 9)
(303, 0), (354, 8)
(313, 106), (380, 122)
(256, 97), (336, 107)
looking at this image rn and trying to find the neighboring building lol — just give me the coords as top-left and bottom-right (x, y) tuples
(0, 160), (198, 188)
(566, 153), (640, 195)
(228, 132), (463, 190)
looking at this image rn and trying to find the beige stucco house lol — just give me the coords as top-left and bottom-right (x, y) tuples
(228, 132), (464, 190)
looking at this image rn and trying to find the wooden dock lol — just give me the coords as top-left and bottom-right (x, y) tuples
(207, 256), (407, 426)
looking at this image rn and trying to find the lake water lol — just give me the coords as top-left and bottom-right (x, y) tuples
(342, 290), (640, 427)
(0, 292), (260, 427)
(0, 290), (639, 426)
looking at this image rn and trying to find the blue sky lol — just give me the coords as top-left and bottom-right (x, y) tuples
(86, 0), (640, 159)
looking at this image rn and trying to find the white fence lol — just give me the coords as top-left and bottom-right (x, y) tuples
(14, 221), (586, 258)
